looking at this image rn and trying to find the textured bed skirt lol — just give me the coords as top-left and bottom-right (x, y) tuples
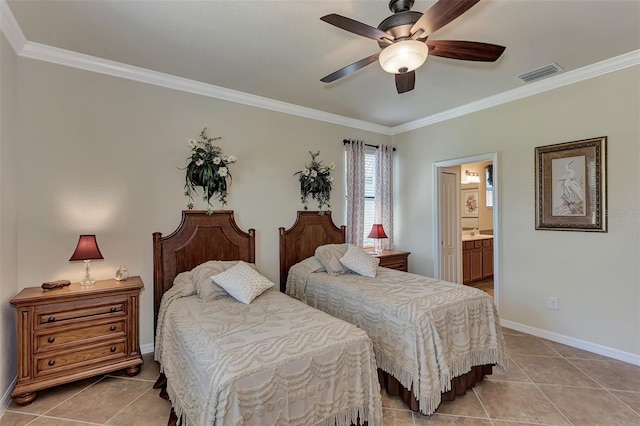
(378, 364), (493, 412)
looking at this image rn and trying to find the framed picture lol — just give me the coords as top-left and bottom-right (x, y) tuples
(535, 136), (607, 232)
(461, 189), (479, 217)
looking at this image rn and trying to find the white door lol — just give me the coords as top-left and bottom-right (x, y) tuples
(439, 171), (459, 283)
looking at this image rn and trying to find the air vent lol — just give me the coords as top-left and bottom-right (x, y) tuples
(517, 63), (563, 83)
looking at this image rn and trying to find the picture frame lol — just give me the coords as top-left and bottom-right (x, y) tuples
(535, 136), (607, 232)
(461, 189), (479, 217)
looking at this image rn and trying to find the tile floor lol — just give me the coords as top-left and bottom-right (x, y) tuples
(2, 328), (639, 425)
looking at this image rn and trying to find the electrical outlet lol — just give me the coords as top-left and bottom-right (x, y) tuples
(548, 296), (559, 310)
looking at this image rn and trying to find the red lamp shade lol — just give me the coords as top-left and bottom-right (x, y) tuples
(69, 235), (104, 261)
(367, 224), (388, 239)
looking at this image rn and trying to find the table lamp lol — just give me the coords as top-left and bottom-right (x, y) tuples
(69, 235), (104, 286)
(367, 224), (388, 255)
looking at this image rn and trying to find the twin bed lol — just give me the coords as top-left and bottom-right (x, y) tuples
(153, 210), (507, 425)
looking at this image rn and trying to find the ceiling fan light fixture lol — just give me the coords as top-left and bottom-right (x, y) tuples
(378, 40), (429, 74)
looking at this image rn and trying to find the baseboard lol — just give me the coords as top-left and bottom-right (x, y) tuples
(500, 319), (640, 366)
(0, 376), (17, 417)
(140, 342), (154, 355)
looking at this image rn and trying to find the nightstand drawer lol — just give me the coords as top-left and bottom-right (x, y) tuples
(35, 296), (126, 327)
(36, 341), (126, 376)
(36, 320), (125, 351)
(380, 259), (407, 271)
(374, 250), (410, 272)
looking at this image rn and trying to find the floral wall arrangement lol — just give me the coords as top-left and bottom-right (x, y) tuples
(183, 128), (236, 213)
(294, 151), (335, 214)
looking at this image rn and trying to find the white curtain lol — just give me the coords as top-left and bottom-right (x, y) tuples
(345, 140), (365, 245)
(375, 144), (394, 250)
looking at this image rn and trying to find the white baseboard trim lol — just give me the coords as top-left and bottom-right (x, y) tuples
(140, 343), (154, 355)
(0, 376), (17, 417)
(500, 319), (640, 366)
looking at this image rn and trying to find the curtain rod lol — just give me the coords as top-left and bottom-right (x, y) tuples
(343, 139), (396, 151)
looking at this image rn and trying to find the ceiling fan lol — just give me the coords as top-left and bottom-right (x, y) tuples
(320, 0), (506, 94)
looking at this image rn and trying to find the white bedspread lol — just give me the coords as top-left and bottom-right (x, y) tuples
(155, 276), (382, 426)
(287, 260), (508, 415)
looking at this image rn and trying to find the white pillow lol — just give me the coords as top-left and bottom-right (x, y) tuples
(315, 244), (349, 276)
(339, 244), (380, 278)
(211, 261), (274, 304)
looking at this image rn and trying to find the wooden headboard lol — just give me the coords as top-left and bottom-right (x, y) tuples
(278, 211), (346, 292)
(153, 210), (255, 331)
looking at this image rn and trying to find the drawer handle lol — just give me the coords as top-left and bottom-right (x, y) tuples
(48, 360), (55, 366)
(110, 325), (116, 331)
(110, 307), (117, 313)
(110, 346), (117, 352)
(47, 336), (55, 343)
(47, 316), (55, 323)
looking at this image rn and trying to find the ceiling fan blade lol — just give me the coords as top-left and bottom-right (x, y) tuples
(427, 40), (505, 61)
(321, 52), (381, 83)
(395, 71), (416, 94)
(321, 14), (393, 43)
(410, 0), (480, 36)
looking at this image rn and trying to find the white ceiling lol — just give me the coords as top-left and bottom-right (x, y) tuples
(5, 0), (640, 128)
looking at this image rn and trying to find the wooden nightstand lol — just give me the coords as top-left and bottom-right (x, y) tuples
(10, 277), (144, 405)
(372, 250), (410, 272)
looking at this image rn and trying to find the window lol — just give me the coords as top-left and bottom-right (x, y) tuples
(363, 149), (376, 246)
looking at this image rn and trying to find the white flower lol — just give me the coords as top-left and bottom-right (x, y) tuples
(227, 155), (237, 163)
(310, 178), (314, 182)
(188, 139), (197, 148)
(213, 156), (221, 165)
(222, 156), (229, 163)
(329, 163), (336, 170)
(195, 159), (204, 166)
(328, 176), (334, 182)
(310, 170), (318, 177)
(218, 167), (228, 177)
(303, 168), (310, 176)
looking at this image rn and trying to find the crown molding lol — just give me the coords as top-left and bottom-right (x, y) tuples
(18, 41), (392, 135)
(0, 0), (26, 53)
(1, 1), (637, 137)
(391, 50), (640, 135)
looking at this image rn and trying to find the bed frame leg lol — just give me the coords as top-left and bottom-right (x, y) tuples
(167, 407), (177, 426)
(153, 373), (167, 389)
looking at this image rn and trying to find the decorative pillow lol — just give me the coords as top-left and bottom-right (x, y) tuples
(339, 244), (380, 278)
(211, 261), (274, 304)
(315, 244), (349, 276)
(194, 260), (255, 300)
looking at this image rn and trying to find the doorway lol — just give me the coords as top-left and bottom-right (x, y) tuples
(433, 153), (500, 310)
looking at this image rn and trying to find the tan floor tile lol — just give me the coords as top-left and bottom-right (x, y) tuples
(511, 355), (600, 387)
(435, 391), (487, 418)
(540, 384), (640, 426)
(6, 377), (102, 415)
(45, 376), (152, 424)
(106, 388), (172, 425)
(491, 421), (549, 426)
(569, 358), (640, 391)
(501, 328), (527, 337)
(473, 380), (570, 425)
(542, 340), (612, 361)
(413, 413), (492, 425)
(381, 390), (412, 410)
(610, 390), (640, 414)
(0, 411), (38, 426)
(107, 352), (160, 382)
(383, 407), (414, 425)
(503, 334), (561, 357)
(487, 357), (531, 383)
(28, 417), (96, 425)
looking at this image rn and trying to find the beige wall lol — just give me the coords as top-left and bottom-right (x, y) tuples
(0, 32), (18, 401)
(15, 58), (391, 349)
(393, 66), (640, 355)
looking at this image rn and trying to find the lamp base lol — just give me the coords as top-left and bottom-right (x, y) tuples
(80, 278), (96, 286)
(80, 260), (96, 286)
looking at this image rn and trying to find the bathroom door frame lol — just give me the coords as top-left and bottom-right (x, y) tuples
(433, 152), (500, 311)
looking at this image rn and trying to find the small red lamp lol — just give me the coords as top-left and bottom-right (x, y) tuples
(367, 224), (388, 255)
(69, 235), (104, 286)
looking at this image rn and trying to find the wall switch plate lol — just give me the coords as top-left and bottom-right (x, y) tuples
(548, 296), (559, 310)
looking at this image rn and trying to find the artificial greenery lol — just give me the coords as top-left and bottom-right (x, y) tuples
(294, 151), (335, 213)
(183, 128), (236, 212)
